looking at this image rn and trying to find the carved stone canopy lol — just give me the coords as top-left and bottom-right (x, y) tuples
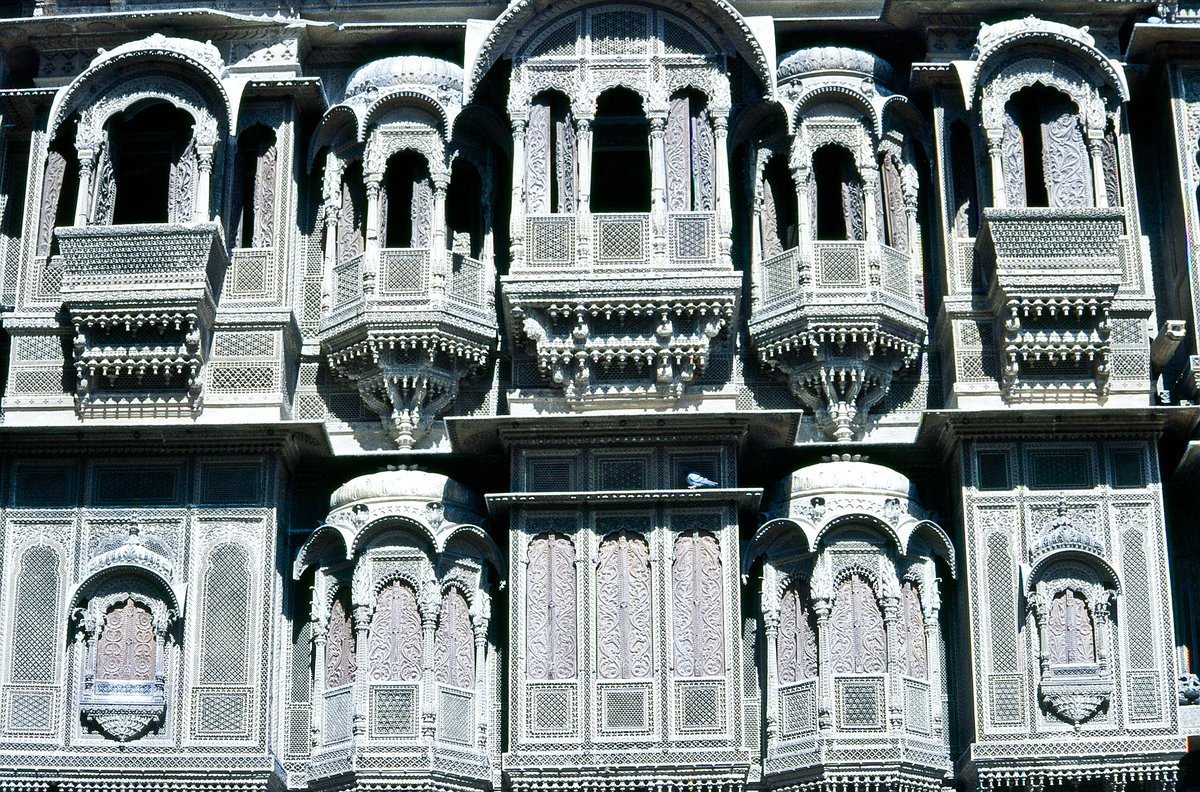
(345, 56), (464, 106)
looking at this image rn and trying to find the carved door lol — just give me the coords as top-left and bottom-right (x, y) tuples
(91, 138), (117, 226)
(338, 173), (365, 262)
(526, 533), (578, 680)
(596, 531), (653, 679)
(527, 99), (577, 215)
(1047, 589), (1095, 665)
(38, 150), (68, 258)
(841, 159), (865, 241)
(96, 599), (156, 682)
(369, 580), (423, 681)
(828, 573), (886, 674)
(325, 590), (355, 687)
(168, 137), (198, 224)
(1002, 110), (1027, 207)
(898, 581), (927, 678)
(672, 531), (725, 677)
(666, 95), (715, 213)
(1041, 99), (1092, 208)
(434, 588), (474, 689)
(252, 142), (277, 248)
(882, 156), (908, 250)
(778, 579), (817, 683)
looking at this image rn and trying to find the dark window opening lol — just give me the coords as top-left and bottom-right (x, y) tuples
(949, 120), (979, 233)
(591, 88), (651, 213)
(448, 158), (484, 258)
(233, 125), (276, 248)
(813, 145), (859, 241)
(1008, 89), (1049, 208)
(110, 103), (194, 225)
(383, 152), (432, 249)
(762, 154), (797, 254)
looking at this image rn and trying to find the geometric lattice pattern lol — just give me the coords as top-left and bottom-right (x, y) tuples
(677, 681), (723, 733)
(371, 685), (418, 737)
(199, 544), (251, 685)
(837, 677), (884, 730)
(10, 547), (59, 684)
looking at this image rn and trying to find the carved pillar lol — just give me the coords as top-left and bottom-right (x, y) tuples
(925, 581), (945, 734)
(311, 579), (329, 747)
(794, 163), (814, 266)
(321, 161), (343, 313)
(882, 594), (902, 729)
(1093, 591), (1113, 676)
(510, 120), (527, 264)
(751, 190), (764, 310)
(987, 135), (1007, 209)
(813, 597), (833, 729)
(713, 116), (732, 267)
(432, 177), (449, 297)
(351, 604), (372, 737)
(364, 176), (382, 298)
(862, 167), (882, 287)
(1088, 135), (1107, 209)
(419, 577), (441, 739)
(75, 149), (96, 226)
(471, 590), (491, 750)
(195, 149), (214, 222)
(649, 114), (668, 263)
(762, 591), (780, 742)
(576, 116), (593, 265)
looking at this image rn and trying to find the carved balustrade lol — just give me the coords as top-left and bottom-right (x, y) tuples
(54, 222), (226, 415)
(977, 206), (1149, 401)
(318, 244), (496, 449)
(749, 240), (925, 441)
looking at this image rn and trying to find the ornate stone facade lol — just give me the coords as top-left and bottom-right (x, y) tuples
(1, 2), (1200, 792)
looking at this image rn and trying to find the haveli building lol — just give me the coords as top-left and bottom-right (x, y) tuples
(1, 0), (1200, 791)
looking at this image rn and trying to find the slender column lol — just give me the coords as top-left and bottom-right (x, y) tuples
(74, 150), (95, 226)
(863, 167), (882, 288)
(649, 114), (667, 263)
(363, 176), (382, 297)
(321, 161), (343, 313)
(882, 595), (903, 729)
(576, 116), (593, 265)
(762, 601), (780, 742)
(420, 579), (441, 740)
(1088, 136), (1108, 208)
(432, 178), (449, 297)
(987, 135), (1007, 208)
(813, 598), (833, 729)
(351, 605), (372, 737)
(510, 119), (527, 264)
(794, 163), (813, 267)
(195, 150), (213, 223)
(311, 590), (329, 747)
(713, 115), (732, 267)
(750, 191), (764, 310)
(472, 594), (490, 750)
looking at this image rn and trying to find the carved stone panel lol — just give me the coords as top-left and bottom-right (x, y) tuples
(899, 581), (927, 679)
(666, 95), (715, 212)
(326, 590), (355, 687)
(555, 111), (577, 213)
(168, 137), (198, 224)
(39, 150), (67, 258)
(96, 599), (155, 682)
(829, 573), (886, 674)
(91, 140), (116, 225)
(1046, 589), (1095, 665)
(527, 101), (552, 214)
(1042, 102), (1092, 208)
(434, 587), (474, 689)
(596, 530), (653, 679)
(338, 176), (364, 263)
(253, 142), (277, 248)
(882, 157), (908, 250)
(526, 533), (578, 680)
(672, 531), (724, 678)
(778, 579), (817, 683)
(1002, 110), (1026, 207)
(369, 580), (422, 682)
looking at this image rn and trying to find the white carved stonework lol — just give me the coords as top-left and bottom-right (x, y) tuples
(434, 587), (474, 688)
(1046, 589), (1095, 665)
(326, 591), (355, 687)
(596, 530), (653, 679)
(526, 533), (578, 680)
(829, 573), (886, 674)
(899, 581), (927, 679)
(778, 579), (817, 682)
(96, 599), (156, 681)
(672, 532), (724, 678)
(369, 580), (422, 681)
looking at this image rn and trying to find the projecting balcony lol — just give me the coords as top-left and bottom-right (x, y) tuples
(977, 207), (1148, 402)
(54, 222), (227, 415)
(748, 240), (926, 441)
(503, 210), (739, 406)
(318, 246), (497, 449)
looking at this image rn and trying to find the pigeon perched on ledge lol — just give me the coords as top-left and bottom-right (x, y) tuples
(687, 472), (718, 489)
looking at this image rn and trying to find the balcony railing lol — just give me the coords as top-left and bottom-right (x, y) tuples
(523, 211), (718, 271)
(758, 241), (919, 317)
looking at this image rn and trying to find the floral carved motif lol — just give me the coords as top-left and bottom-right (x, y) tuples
(434, 587), (474, 689)
(526, 533), (577, 680)
(1047, 588), (1095, 665)
(1042, 105), (1091, 208)
(899, 581), (927, 679)
(325, 590), (355, 687)
(778, 579), (817, 682)
(96, 598), (155, 682)
(829, 573), (886, 674)
(369, 580), (423, 681)
(596, 530), (653, 679)
(672, 531), (725, 677)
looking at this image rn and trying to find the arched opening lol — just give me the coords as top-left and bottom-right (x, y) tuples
(591, 88), (651, 213)
(447, 157), (484, 258)
(949, 120), (978, 234)
(1003, 85), (1091, 208)
(232, 125), (277, 248)
(761, 154), (798, 256)
(108, 102), (196, 225)
(382, 152), (433, 249)
(665, 89), (715, 213)
(526, 90), (575, 215)
(812, 145), (862, 241)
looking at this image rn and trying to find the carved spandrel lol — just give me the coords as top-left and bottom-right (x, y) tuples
(526, 533), (577, 680)
(672, 531), (725, 678)
(596, 530), (653, 679)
